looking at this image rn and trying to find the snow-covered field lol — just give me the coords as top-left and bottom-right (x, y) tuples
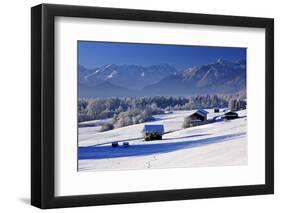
(78, 109), (247, 171)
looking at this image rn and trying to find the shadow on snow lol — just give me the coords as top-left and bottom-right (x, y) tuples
(79, 133), (245, 160)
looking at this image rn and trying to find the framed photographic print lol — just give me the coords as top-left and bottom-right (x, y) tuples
(31, 3), (274, 209)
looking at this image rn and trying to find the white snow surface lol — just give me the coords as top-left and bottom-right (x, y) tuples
(78, 109), (247, 171)
(106, 70), (118, 79)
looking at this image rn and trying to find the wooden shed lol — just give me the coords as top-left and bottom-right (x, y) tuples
(143, 124), (164, 141)
(189, 109), (209, 122)
(224, 111), (238, 120)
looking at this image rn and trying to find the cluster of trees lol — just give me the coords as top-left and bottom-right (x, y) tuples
(99, 105), (164, 131)
(228, 98), (247, 111)
(113, 105), (163, 128)
(78, 94), (246, 131)
(78, 97), (165, 122)
(225, 91), (247, 112)
(78, 95), (231, 122)
(182, 116), (193, 128)
(169, 94), (229, 111)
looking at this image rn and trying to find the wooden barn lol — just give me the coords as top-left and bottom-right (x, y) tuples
(143, 124), (164, 141)
(224, 111), (238, 120)
(189, 109), (209, 122)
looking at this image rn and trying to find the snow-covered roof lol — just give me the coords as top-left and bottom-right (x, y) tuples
(143, 125), (164, 134)
(195, 109), (209, 117)
(224, 111), (238, 116)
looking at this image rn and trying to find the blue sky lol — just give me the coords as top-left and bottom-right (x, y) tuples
(78, 41), (246, 69)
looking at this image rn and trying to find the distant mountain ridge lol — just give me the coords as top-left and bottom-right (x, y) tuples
(79, 63), (177, 90)
(79, 59), (246, 97)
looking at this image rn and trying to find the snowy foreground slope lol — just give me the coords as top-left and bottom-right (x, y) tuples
(78, 109), (247, 171)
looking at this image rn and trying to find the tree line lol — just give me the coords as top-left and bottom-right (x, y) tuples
(78, 94), (246, 125)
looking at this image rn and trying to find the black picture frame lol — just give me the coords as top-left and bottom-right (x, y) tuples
(31, 3), (274, 209)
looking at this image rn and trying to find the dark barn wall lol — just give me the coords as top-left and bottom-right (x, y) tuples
(224, 112), (238, 120)
(190, 113), (206, 121)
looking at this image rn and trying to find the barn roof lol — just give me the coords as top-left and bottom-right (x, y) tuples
(224, 111), (238, 116)
(143, 125), (164, 134)
(195, 109), (209, 117)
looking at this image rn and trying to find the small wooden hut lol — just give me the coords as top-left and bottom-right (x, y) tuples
(143, 125), (164, 141)
(189, 109), (209, 122)
(224, 111), (238, 120)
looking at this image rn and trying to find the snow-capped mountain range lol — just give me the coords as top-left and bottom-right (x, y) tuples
(79, 59), (246, 97)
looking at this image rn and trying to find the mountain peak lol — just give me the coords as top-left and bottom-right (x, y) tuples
(103, 64), (113, 69)
(216, 58), (231, 64)
(217, 58), (223, 63)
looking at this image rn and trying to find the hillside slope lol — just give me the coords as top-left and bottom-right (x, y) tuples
(78, 109), (247, 171)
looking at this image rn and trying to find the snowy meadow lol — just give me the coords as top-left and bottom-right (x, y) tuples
(78, 96), (247, 172)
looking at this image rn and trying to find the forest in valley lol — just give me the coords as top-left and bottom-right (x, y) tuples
(78, 93), (246, 131)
